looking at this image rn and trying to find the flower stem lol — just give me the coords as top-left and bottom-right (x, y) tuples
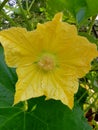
(23, 100), (28, 111)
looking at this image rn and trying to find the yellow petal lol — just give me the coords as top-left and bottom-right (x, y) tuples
(52, 12), (63, 22)
(0, 27), (38, 67)
(0, 13), (78, 67)
(14, 64), (43, 104)
(14, 64), (78, 109)
(58, 36), (98, 78)
(44, 71), (79, 109)
(35, 12), (77, 51)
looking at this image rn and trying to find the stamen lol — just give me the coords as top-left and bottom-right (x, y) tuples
(38, 56), (55, 71)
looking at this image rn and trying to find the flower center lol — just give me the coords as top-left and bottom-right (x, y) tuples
(38, 55), (56, 71)
(38, 56), (55, 71)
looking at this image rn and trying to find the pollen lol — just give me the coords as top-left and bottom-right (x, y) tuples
(38, 56), (55, 71)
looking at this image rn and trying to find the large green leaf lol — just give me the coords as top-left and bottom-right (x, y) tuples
(46, 0), (98, 23)
(86, 0), (98, 17)
(0, 97), (92, 130)
(47, 0), (86, 21)
(0, 45), (17, 107)
(46, 0), (76, 22)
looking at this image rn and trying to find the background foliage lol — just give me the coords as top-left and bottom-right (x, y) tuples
(0, 0), (98, 130)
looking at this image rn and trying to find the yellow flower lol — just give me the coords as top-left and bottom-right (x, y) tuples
(0, 13), (98, 109)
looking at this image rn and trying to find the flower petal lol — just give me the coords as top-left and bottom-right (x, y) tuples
(0, 13), (78, 67)
(14, 64), (44, 104)
(32, 12), (77, 51)
(14, 64), (78, 109)
(58, 36), (98, 78)
(0, 27), (39, 67)
(44, 71), (79, 109)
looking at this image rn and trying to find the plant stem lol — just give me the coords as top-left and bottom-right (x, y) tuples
(26, 0), (29, 11)
(77, 90), (88, 103)
(0, 0), (17, 27)
(28, 0), (35, 12)
(87, 15), (97, 35)
(23, 101), (28, 111)
(0, 10), (16, 26)
(0, 0), (9, 11)
(17, 0), (32, 30)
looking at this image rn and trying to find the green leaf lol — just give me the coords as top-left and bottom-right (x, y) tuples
(46, 0), (98, 23)
(0, 97), (92, 130)
(0, 45), (17, 107)
(86, 0), (98, 17)
(46, 0), (76, 23)
(76, 8), (86, 23)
